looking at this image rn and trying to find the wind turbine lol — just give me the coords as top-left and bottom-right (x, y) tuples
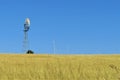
(23, 18), (30, 53)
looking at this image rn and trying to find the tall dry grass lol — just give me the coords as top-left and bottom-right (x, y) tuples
(0, 54), (120, 80)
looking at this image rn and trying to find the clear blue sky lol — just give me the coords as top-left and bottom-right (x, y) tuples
(0, 0), (120, 54)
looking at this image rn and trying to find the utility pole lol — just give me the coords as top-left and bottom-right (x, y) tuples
(53, 40), (56, 54)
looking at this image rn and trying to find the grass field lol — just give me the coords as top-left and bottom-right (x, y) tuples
(0, 54), (120, 80)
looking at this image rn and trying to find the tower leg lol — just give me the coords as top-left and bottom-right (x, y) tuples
(23, 32), (29, 53)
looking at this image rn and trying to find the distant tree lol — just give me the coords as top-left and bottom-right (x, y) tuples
(26, 50), (34, 54)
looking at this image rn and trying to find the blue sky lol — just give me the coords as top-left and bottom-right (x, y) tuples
(0, 0), (120, 54)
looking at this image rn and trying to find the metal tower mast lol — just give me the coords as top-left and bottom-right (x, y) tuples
(23, 18), (30, 53)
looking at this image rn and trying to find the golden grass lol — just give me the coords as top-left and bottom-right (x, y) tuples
(0, 54), (120, 80)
